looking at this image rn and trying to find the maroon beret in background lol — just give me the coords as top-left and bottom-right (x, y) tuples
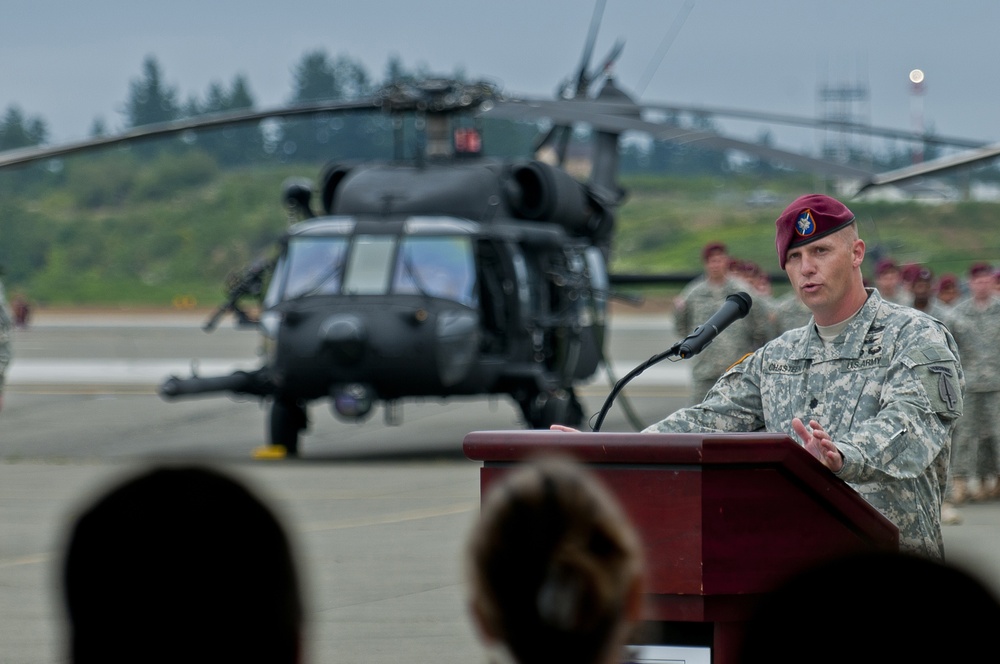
(701, 241), (727, 261)
(875, 258), (899, 277)
(969, 262), (993, 278)
(774, 194), (856, 269)
(937, 274), (958, 291)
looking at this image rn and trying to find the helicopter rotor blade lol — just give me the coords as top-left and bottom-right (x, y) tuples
(0, 97), (381, 170)
(484, 98), (874, 179)
(636, 102), (988, 149)
(854, 140), (1000, 194)
(591, 39), (625, 80)
(573, 0), (608, 98)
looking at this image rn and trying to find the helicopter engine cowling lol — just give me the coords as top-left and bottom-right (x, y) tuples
(282, 178), (315, 218)
(319, 164), (354, 215)
(507, 160), (594, 235)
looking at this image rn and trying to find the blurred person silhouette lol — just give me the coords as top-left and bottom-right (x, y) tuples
(466, 455), (645, 664)
(946, 262), (1000, 504)
(907, 266), (937, 313)
(62, 465), (303, 664)
(935, 272), (962, 310)
(674, 242), (770, 402)
(0, 276), (12, 414)
(11, 292), (31, 328)
(873, 257), (908, 304)
(738, 550), (1000, 663)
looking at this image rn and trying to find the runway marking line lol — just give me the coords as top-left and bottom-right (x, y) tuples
(301, 502), (476, 533)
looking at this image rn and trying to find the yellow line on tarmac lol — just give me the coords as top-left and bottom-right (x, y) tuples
(301, 502), (477, 533)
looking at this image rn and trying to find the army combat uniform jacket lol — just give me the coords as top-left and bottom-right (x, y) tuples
(647, 290), (964, 559)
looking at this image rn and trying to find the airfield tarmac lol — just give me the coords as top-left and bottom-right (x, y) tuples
(1, 310), (999, 663)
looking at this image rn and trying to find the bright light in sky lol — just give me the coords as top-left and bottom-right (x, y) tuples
(909, 69), (925, 84)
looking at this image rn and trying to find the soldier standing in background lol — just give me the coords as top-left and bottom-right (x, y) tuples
(0, 277), (12, 414)
(946, 263), (1000, 504)
(874, 257), (909, 305)
(673, 242), (770, 403)
(774, 289), (813, 334)
(935, 273), (962, 311)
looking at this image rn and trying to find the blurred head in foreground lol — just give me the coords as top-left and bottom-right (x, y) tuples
(63, 465), (303, 664)
(739, 550), (1000, 664)
(466, 456), (644, 664)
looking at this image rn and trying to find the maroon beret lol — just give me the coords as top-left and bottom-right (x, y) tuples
(969, 262), (993, 278)
(901, 263), (921, 283)
(937, 274), (958, 291)
(875, 258), (899, 277)
(701, 242), (727, 261)
(775, 194), (856, 269)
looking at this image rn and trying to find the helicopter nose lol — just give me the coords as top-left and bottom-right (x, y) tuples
(319, 314), (367, 364)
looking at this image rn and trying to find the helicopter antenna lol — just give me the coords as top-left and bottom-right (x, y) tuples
(636, 0), (697, 97)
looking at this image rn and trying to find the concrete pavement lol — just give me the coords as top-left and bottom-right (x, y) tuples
(4, 310), (1000, 663)
(3, 458), (1000, 664)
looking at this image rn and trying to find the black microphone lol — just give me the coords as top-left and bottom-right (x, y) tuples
(676, 292), (753, 359)
(590, 291), (753, 432)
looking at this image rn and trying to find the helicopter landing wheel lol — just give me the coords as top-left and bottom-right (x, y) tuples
(519, 388), (584, 430)
(269, 398), (308, 457)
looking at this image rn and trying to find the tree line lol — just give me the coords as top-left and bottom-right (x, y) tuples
(0, 48), (955, 176)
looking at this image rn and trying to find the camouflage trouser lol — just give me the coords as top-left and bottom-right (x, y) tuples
(951, 390), (1000, 479)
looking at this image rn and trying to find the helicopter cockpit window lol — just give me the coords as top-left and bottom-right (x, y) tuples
(282, 237), (350, 299)
(393, 236), (476, 307)
(343, 235), (396, 295)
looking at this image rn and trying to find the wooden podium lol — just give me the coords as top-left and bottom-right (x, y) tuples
(463, 431), (899, 664)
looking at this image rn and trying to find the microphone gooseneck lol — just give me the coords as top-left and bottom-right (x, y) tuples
(591, 292), (753, 432)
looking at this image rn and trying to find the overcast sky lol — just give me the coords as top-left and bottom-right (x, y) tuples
(1, 0), (997, 155)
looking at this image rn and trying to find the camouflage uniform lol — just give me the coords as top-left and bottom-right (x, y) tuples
(674, 274), (770, 403)
(774, 291), (813, 334)
(946, 295), (1000, 482)
(0, 281), (11, 395)
(646, 290), (964, 559)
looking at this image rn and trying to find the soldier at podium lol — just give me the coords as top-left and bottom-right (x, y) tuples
(647, 194), (963, 559)
(559, 194), (964, 560)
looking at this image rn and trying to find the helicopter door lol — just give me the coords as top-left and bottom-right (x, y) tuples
(475, 239), (518, 353)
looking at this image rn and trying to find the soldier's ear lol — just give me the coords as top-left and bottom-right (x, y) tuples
(852, 239), (866, 268)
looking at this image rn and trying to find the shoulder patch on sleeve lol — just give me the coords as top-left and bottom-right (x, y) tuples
(726, 352), (755, 373)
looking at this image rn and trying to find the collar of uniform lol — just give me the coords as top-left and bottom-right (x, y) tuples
(835, 288), (882, 359)
(787, 288), (880, 361)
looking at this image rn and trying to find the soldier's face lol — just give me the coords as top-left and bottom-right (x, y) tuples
(784, 230), (865, 324)
(970, 274), (994, 301)
(704, 252), (728, 280)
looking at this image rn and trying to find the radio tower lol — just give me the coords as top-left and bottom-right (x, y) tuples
(817, 63), (870, 166)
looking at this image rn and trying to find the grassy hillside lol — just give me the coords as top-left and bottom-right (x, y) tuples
(1, 153), (997, 307)
(612, 175), (1000, 296)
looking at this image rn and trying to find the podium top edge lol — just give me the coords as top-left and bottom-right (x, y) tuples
(462, 430), (797, 464)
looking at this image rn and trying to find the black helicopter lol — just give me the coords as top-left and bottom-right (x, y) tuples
(1, 14), (987, 457)
(160, 77), (624, 452)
